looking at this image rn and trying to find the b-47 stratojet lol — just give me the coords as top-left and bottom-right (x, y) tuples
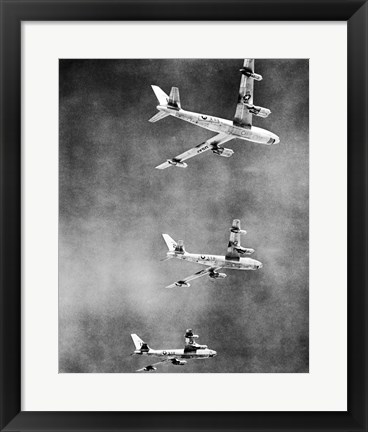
(131, 329), (216, 372)
(162, 219), (262, 288)
(150, 58), (279, 169)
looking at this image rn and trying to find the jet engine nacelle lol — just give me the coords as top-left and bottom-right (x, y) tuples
(175, 281), (190, 287)
(168, 159), (188, 168)
(244, 103), (271, 118)
(143, 365), (157, 372)
(196, 344), (208, 349)
(172, 359), (187, 366)
(185, 329), (199, 339)
(212, 147), (234, 158)
(230, 228), (247, 235)
(210, 272), (227, 279)
(234, 246), (255, 255)
(240, 68), (263, 81)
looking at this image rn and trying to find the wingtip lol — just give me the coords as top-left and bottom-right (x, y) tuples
(155, 162), (170, 170)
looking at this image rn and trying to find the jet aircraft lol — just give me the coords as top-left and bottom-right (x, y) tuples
(131, 329), (216, 372)
(150, 58), (280, 169)
(162, 219), (262, 288)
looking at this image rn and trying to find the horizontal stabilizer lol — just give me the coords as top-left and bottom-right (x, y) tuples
(160, 256), (173, 262)
(149, 111), (170, 123)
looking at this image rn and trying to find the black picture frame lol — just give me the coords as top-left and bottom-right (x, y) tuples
(1, 1), (367, 431)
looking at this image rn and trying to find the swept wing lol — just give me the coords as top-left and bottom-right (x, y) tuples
(136, 357), (175, 372)
(226, 219), (255, 260)
(166, 267), (222, 289)
(184, 329), (203, 352)
(226, 219), (243, 261)
(155, 133), (234, 169)
(233, 58), (255, 128)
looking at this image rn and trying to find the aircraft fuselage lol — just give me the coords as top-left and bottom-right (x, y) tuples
(167, 251), (262, 270)
(157, 105), (280, 145)
(134, 348), (216, 359)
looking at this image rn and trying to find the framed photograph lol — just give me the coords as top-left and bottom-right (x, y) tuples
(1, 0), (367, 431)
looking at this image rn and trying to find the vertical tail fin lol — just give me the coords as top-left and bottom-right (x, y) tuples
(151, 85), (169, 105)
(131, 334), (150, 351)
(131, 334), (144, 350)
(162, 234), (186, 254)
(162, 234), (177, 251)
(151, 85), (181, 110)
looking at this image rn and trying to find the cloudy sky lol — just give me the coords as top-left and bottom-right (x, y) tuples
(59, 59), (309, 373)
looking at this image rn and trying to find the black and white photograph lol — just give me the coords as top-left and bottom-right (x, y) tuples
(59, 58), (309, 373)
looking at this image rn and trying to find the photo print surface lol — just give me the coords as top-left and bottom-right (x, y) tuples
(59, 59), (309, 373)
